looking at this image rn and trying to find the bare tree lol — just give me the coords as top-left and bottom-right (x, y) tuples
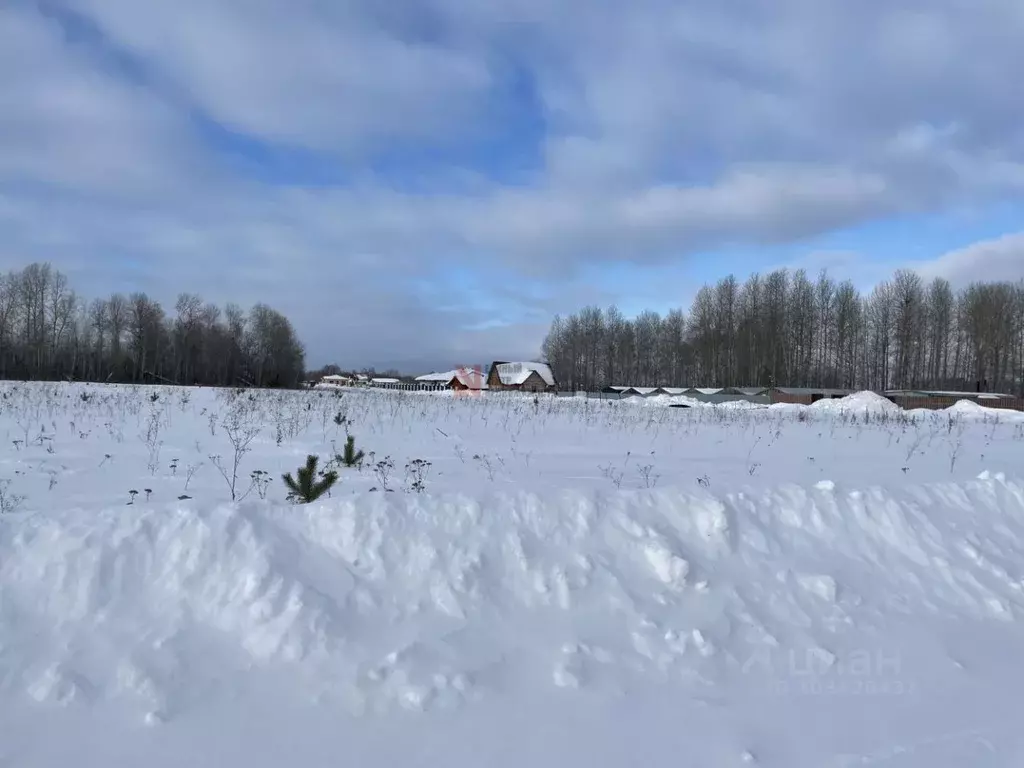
(0, 262), (305, 387)
(107, 293), (128, 378)
(542, 267), (1024, 395)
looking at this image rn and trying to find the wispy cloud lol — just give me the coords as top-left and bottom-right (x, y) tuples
(913, 232), (1024, 286)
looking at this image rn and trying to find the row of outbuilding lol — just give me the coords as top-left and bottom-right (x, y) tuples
(313, 371), (1023, 410)
(604, 385), (1024, 410)
(317, 373), (410, 388)
(602, 386), (768, 397)
(882, 389), (1023, 410)
(769, 387), (1022, 409)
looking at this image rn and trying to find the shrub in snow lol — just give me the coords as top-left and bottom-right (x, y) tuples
(283, 455), (338, 503)
(0, 479), (25, 514)
(404, 458), (432, 492)
(371, 456), (396, 492)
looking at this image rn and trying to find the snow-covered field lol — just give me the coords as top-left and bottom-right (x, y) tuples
(2, 381), (1024, 766)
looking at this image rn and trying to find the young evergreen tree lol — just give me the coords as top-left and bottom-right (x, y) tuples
(282, 455), (338, 503)
(340, 435), (365, 467)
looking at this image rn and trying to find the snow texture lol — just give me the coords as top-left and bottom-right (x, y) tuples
(1, 382), (1024, 766)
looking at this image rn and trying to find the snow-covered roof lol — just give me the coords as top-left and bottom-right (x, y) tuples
(608, 385), (668, 395)
(415, 369), (486, 388)
(494, 362), (556, 387)
(371, 377), (400, 384)
(774, 387), (855, 396)
(628, 387), (661, 396)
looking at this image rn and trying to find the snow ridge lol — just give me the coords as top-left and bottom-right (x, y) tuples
(3, 474), (1024, 721)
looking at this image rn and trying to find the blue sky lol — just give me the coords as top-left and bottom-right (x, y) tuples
(3, 0), (1024, 371)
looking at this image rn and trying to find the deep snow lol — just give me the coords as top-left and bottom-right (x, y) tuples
(2, 382), (1024, 766)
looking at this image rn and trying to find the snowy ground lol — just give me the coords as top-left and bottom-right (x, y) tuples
(2, 381), (1024, 766)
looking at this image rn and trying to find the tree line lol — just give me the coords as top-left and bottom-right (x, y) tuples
(542, 268), (1024, 396)
(0, 263), (306, 387)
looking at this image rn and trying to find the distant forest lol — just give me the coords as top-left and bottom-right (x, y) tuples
(0, 263), (306, 388)
(542, 269), (1024, 395)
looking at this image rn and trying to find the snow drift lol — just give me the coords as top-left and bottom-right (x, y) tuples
(808, 390), (903, 414)
(5, 474), (1024, 765)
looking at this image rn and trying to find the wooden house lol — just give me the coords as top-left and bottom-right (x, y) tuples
(415, 369), (487, 391)
(486, 361), (558, 393)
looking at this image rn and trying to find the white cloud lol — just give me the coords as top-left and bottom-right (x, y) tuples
(69, 0), (494, 152)
(779, 235), (1024, 295)
(3, 0), (1024, 367)
(0, 6), (199, 197)
(913, 233), (1024, 286)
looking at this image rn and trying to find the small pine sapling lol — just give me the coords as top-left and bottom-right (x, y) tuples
(283, 455), (339, 503)
(339, 435), (365, 467)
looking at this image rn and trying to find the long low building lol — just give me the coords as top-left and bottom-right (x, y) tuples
(768, 387), (857, 404)
(595, 385), (771, 405)
(885, 389), (1022, 410)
